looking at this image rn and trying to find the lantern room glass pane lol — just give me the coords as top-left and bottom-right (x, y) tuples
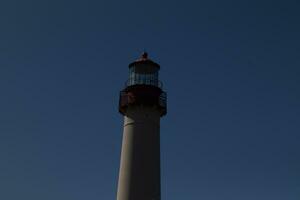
(127, 67), (160, 87)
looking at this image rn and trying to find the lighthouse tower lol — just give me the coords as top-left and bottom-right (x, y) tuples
(117, 53), (167, 200)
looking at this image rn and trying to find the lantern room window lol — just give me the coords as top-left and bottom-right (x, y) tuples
(127, 65), (161, 88)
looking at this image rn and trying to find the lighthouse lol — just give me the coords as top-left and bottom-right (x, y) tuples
(117, 53), (167, 200)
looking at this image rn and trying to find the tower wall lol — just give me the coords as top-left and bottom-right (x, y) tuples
(117, 106), (161, 200)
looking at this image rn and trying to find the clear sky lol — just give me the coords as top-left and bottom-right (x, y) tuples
(0, 0), (299, 199)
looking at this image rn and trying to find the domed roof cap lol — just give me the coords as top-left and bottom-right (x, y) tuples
(128, 52), (160, 69)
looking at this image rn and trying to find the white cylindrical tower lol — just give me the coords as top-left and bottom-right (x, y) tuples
(117, 53), (167, 200)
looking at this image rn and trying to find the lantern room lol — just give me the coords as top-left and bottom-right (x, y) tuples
(126, 52), (162, 88)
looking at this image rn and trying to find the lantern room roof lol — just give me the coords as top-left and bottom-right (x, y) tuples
(128, 52), (160, 69)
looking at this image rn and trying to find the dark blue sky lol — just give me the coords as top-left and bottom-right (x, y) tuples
(1, 0), (300, 199)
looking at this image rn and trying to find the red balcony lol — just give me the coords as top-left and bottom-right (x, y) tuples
(119, 85), (167, 116)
